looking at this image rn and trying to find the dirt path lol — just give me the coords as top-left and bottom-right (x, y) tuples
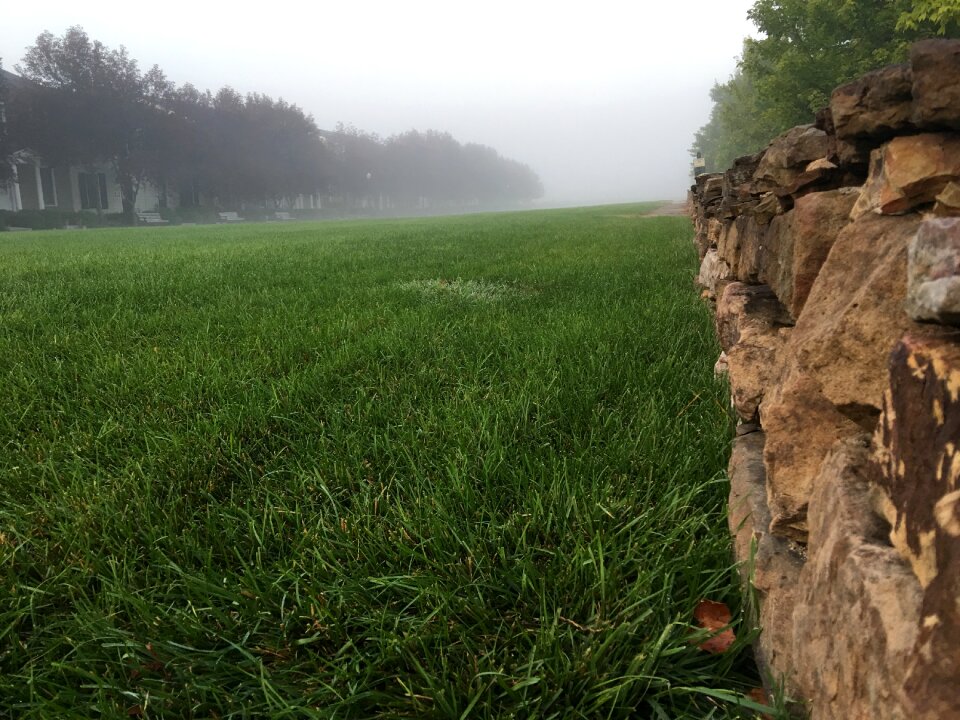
(646, 201), (690, 217)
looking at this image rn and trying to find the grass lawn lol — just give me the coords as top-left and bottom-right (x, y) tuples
(0, 205), (768, 718)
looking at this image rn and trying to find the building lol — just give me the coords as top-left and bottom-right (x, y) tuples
(0, 69), (171, 215)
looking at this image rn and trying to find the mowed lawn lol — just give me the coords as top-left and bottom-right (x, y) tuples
(0, 205), (763, 718)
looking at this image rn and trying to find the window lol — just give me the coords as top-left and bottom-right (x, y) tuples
(40, 167), (57, 207)
(78, 172), (109, 210)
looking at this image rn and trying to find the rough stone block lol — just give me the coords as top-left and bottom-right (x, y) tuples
(831, 63), (914, 141)
(750, 192), (784, 225)
(715, 283), (792, 353)
(726, 328), (792, 422)
(874, 334), (960, 585)
(911, 39), (960, 130)
(851, 133), (960, 218)
(715, 283), (793, 421)
(906, 217), (960, 325)
(697, 248), (731, 300)
(760, 188), (859, 320)
(754, 125), (831, 192)
(728, 432), (804, 689)
(872, 334), (960, 718)
(792, 436), (922, 720)
(700, 174), (724, 205)
(760, 213), (922, 540)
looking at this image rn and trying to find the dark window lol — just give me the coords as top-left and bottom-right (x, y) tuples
(78, 172), (109, 210)
(40, 167), (57, 206)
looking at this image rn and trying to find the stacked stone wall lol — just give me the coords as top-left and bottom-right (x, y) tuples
(690, 39), (960, 719)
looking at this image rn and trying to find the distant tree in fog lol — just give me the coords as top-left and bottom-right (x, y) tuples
(15, 27), (173, 222)
(0, 60), (13, 187)
(9, 26), (543, 215)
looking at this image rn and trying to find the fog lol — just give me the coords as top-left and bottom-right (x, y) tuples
(1, 1), (757, 205)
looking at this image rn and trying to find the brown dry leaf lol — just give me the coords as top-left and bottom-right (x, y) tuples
(747, 687), (774, 719)
(693, 599), (736, 654)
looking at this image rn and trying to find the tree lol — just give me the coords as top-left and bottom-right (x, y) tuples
(0, 59), (13, 187)
(897, 0), (960, 35)
(16, 27), (170, 222)
(741, 0), (914, 131)
(691, 66), (782, 172)
(692, 0), (959, 175)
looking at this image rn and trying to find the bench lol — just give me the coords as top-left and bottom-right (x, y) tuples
(273, 211), (294, 221)
(136, 211), (168, 225)
(218, 211), (244, 223)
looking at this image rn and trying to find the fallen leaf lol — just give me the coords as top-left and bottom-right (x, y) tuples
(746, 687), (774, 719)
(693, 599), (736, 653)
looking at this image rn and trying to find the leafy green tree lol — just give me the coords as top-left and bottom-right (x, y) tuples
(897, 0), (960, 35)
(742, 0), (913, 130)
(0, 59), (13, 187)
(692, 0), (960, 175)
(691, 66), (782, 172)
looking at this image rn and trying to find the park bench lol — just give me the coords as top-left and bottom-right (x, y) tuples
(273, 211), (294, 221)
(136, 211), (168, 225)
(218, 211), (244, 223)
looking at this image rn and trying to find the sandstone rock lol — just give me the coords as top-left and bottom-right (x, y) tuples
(754, 125), (831, 191)
(697, 248), (731, 299)
(715, 214), (775, 284)
(774, 164), (846, 205)
(933, 181), (960, 217)
(751, 192), (784, 225)
(836, 137), (873, 170)
(715, 283), (792, 352)
(906, 217), (960, 325)
(727, 432), (804, 690)
(851, 133), (960, 219)
(873, 334), (960, 719)
(831, 63), (914, 141)
(719, 152), (766, 219)
(911, 39), (960, 130)
(805, 158), (837, 173)
(792, 436), (922, 720)
(700, 174), (725, 205)
(725, 151), (765, 191)
(814, 105), (835, 135)
(716, 283), (793, 421)
(760, 188), (859, 320)
(726, 328), (792, 422)
(761, 374), (864, 540)
(714, 351), (729, 376)
(693, 216), (723, 261)
(761, 213), (923, 540)
(730, 215), (767, 283)
(874, 335), (960, 586)
(715, 219), (740, 278)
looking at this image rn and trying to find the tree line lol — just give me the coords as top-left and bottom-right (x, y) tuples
(692, 0), (960, 174)
(1, 27), (543, 222)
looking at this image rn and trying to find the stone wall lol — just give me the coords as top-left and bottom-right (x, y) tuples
(690, 39), (960, 719)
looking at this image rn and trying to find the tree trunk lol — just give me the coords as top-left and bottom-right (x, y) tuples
(116, 154), (139, 225)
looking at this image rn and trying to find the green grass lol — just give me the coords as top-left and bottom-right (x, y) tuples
(0, 205), (767, 718)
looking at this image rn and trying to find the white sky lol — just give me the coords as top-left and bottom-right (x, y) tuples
(1, 1), (757, 205)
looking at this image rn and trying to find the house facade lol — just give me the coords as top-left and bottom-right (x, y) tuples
(1, 68), (171, 215)
(0, 155), (170, 214)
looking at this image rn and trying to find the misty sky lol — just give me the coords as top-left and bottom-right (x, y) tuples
(2, 1), (757, 205)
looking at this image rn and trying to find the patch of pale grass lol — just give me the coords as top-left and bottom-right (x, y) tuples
(398, 277), (530, 302)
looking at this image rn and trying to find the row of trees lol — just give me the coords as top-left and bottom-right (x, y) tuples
(692, 0), (960, 173)
(2, 27), (543, 221)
